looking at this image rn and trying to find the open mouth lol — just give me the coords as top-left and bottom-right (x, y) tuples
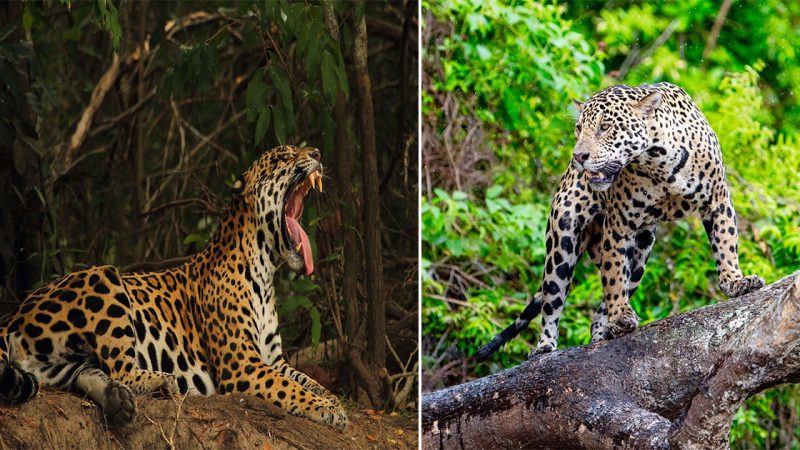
(585, 170), (618, 185)
(283, 169), (323, 275)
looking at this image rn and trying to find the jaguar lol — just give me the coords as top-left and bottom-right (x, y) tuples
(0, 145), (348, 430)
(476, 82), (764, 360)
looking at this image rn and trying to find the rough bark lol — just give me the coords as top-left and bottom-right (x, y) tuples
(422, 272), (800, 450)
(354, 2), (386, 382)
(0, 390), (417, 450)
(321, 0), (382, 408)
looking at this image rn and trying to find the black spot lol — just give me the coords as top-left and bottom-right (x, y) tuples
(543, 281), (560, 295)
(51, 321), (70, 332)
(34, 313), (52, 324)
(161, 349), (174, 373)
(177, 377), (188, 393)
(236, 380), (250, 392)
(95, 319), (111, 335)
(177, 354), (189, 371)
(558, 216), (571, 231)
(85, 296), (104, 313)
(93, 283), (110, 294)
(58, 290), (78, 302)
(24, 323), (44, 338)
(137, 353), (148, 369)
(104, 268), (121, 286)
(631, 267), (644, 283)
(67, 309), (88, 328)
(193, 375), (208, 395)
(114, 293), (130, 308)
(560, 236), (574, 254)
(111, 327), (127, 339)
(543, 303), (553, 315)
(34, 338), (53, 354)
(147, 343), (158, 369)
(89, 274), (100, 286)
(555, 263), (572, 280)
(107, 305), (126, 318)
(257, 230), (265, 249)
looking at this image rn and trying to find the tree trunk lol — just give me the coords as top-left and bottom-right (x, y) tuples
(321, 0), (382, 409)
(353, 2), (386, 383)
(421, 272), (800, 449)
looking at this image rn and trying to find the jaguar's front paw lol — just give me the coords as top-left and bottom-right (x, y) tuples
(721, 275), (765, 298)
(608, 312), (639, 339)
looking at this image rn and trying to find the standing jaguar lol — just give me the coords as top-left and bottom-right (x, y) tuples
(476, 82), (764, 360)
(0, 145), (348, 430)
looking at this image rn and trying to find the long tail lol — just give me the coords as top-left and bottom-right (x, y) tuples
(474, 291), (543, 361)
(0, 318), (40, 405)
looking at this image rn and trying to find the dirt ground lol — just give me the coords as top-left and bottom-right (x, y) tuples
(0, 389), (418, 449)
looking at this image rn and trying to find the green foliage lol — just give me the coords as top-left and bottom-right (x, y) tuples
(423, 0), (800, 447)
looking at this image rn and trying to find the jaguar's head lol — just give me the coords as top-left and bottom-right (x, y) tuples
(571, 85), (662, 191)
(234, 145), (323, 275)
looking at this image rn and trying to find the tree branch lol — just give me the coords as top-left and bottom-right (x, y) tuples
(422, 272), (800, 449)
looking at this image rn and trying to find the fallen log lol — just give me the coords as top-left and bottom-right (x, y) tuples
(422, 272), (800, 449)
(0, 390), (417, 450)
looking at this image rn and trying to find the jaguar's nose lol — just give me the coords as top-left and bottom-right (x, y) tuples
(574, 152), (589, 165)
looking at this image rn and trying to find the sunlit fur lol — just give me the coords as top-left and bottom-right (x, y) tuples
(0, 145), (348, 430)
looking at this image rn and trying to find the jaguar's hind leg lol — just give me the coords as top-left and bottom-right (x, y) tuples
(74, 367), (137, 426)
(0, 330), (39, 405)
(0, 361), (39, 405)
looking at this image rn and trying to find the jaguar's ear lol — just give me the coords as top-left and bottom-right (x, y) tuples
(231, 177), (244, 195)
(570, 99), (584, 120)
(634, 91), (662, 118)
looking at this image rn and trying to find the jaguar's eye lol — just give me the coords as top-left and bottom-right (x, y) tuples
(600, 123), (611, 132)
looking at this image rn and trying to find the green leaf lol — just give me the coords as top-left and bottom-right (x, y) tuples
(183, 233), (207, 246)
(310, 307), (321, 346)
(321, 50), (337, 104)
(292, 278), (319, 293)
(255, 108), (271, 145)
(268, 65), (293, 115)
(272, 105), (286, 144)
(245, 71), (268, 122)
(279, 294), (313, 317)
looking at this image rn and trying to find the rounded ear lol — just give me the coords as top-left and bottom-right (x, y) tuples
(231, 177), (244, 195)
(572, 99), (584, 112)
(634, 91), (662, 117)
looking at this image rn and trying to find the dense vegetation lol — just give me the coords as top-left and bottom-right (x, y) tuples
(0, 1), (418, 412)
(421, 0), (800, 447)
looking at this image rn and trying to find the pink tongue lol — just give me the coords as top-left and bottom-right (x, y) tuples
(286, 216), (314, 275)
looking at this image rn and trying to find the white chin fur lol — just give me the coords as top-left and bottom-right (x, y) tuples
(284, 251), (304, 271)
(589, 181), (612, 192)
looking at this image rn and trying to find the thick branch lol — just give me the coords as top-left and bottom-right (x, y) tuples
(422, 273), (800, 449)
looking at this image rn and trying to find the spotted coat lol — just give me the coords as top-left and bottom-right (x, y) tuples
(0, 145), (348, 430)
(476, 83), (764, 360)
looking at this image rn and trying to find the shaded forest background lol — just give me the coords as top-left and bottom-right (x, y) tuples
(0, 0), (418, 413)
(421, 0), (800, 448)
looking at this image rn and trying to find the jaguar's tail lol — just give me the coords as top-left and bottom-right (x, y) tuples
(0, 319), (39, 405)
(474, 291), (543, 361)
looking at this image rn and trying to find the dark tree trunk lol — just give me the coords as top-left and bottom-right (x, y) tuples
(321, 0), (382, 408)
(422, 272), (800, 450)
(353, 1), (386, 383)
